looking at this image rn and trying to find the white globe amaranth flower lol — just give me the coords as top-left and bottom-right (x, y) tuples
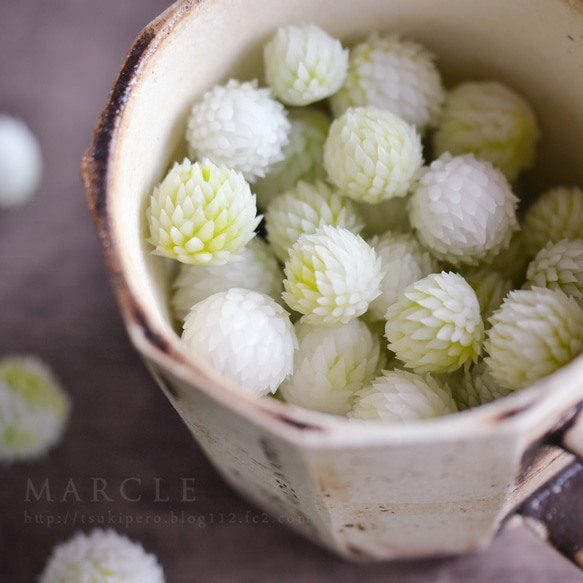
(463, 266), (514, 324)
(355, 196), (411, 237)
(408, 153), (519, 266)
(385, 271), (484, 374)
(254, 107), (331, 209)
(323, 106), (423, 204)
(433, 81), (539, 183)
(524, 239), (583, 304)
(452, 360), (513, 411)
(147, 158), (261, 265)
(523, 186), (583, 258)
(278, 319), (383, 414)
(171, 238), (283, 322)
(0, 356), (70, 463)
(39, 529), (165, 583)
(186, 79), (290, 182)
(330, 33), (446, 133)
(485, 287), (583, 391)
(488, 228), (530, 287)
(0, 114), (43, 208)
(367, 231), (438, 321)
(182, 288), (297, 396)
(265, 179), (364, 262)
(282, 225), (382, 325)
(348, 369), (458, 423)
(264, 24), (348, 106)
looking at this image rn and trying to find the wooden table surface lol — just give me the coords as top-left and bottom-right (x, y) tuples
(0, 1), (582, 581)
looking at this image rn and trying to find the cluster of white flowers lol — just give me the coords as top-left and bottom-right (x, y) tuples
(143, 22), (583, 422)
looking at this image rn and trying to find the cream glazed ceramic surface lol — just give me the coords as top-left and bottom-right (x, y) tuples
(83, 0), (583, 563)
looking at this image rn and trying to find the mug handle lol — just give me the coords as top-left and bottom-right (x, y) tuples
(518, 404), (583, 568)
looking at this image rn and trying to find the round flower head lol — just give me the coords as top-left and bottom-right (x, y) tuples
(182, 288), (297, 396)
(348, 369), (458, 423)
(265, 180), (364, 262)
(278, 319), (383, 415)
(323, 106), (423, 204)
(433, 81), (539, 183)
(0, 356), (70, 463)
(282, 225), (382, 325)
(330, 33), (445, 133)
(524, 239), (583, 305)
(355, 196), (411, 237)
(452, 360), (513, 411)
(264, 24), (348, 106)
(254, 108), (331, 209)
(186, 79), (290, 182)
(367, 232), (438, 321)
(523, 186), (583, 257)
(171, 238), (284, 322)
(485, 287), (583, 391)
(463, 266), (514, 324)
(147, 158), (261, 265)
(408, 153), (519, 266)
(385, 271), (484, 374)
(0, 114), (43, 208)
(39, 529), (165, 583)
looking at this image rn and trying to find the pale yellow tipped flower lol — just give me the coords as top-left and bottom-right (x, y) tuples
(523, 186), (583, 257)
(523, 238), (583, 305)
(323, 106), (423, 204)
(171, 238), (284, 322)
(265, 180), (364, 262)
(278, 319), (383, 415)
(433, 80), (539, 183)
(385, 272), (484, 374)
(330, 33), (446, 133)
(408, 153), (519, 266)
(254, 107), (331, 209)
(485, 287), (583, 391)
(348, 369), (458, 423)
(282, 225), (382, 326)
(182, 289), (297, 396)
(186, 79), (290, 182)
(0, 356), (70, 463)
(367, 232), (438, 321)
(264, 24), (348, 106)
(147, 158), (261, 265)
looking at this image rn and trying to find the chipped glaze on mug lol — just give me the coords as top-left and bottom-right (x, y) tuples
(82, 0), (583, 562)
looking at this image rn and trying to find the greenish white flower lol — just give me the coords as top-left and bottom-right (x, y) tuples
(39, 529), (165, 583)
(0, 114), (43, 208)
(355, 196), (411, 237)
(0, 356), (70, 463)
(523, 186), (583, 257)
(171, 238), (283, 322)
(186, 79), (290, 182)
(348, 369), (458, 423)
(485, 287), (583, 391)
(523, 238), (583, 304)
(433, 81), (539, 183)
(323, 106), (423, 204)
(452, 360), (513, 410)
(408, 153), (519, 266)
(278, 319), (383, 415)
(367, 232), (437, 321)
(463, 266), (514, 324)
(265, 180), (364, 262)
(182, 288), (297, 396)
(264, 24), (348, 106)
(254, 107), (331, 209)
(147, 158), (261, 265)
(385, 271), (484, 374)
(282, 225), (382, 326)
(330, 33), (445, 132)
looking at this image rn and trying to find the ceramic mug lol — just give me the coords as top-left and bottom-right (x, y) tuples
(82, 0), (583, 566)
